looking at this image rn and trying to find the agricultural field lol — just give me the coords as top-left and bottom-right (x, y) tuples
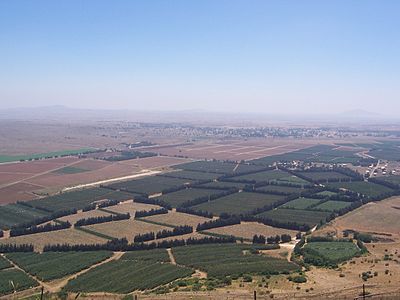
(172, 243), (299, 277)
(0, 203), (50, 230)
(0, 268), (38, 295)
(6, 251), (112, 281)
(256, 184), (305, 195)
(104, 201), (161, 216)
(107, 176), (192, 195)
(57, 209), (113, 226)
(0, 229), (107, 252)
(160, 170), (221, 181)
(118, 156), (192, 169)
(226, 169), (293, 183)
(302, 241), (361, 265)
(121, 249), (170, 263)
(280, 197), (322, 210)
(64, 259), (193, 293)
(0, 148), (95, 163)
(295, 171), (352, 182)
(0, 256), (11, 271)
(85, 219), (169, 240)
(172, 160), (238, 174)
(257, 209), (332, 228)
(206, 222), (298, 241)
(197, 180), (247, 189)
(313, 200), (352, 212)
(26, 187), (137, 212)
(143, 211), (210, 228)
(327, 181), (394, 199)
(374, 175), (400, 188)
(53, 166), (89, 174)
(315, 190), (338, 197)
(154, 187), (224, 208)
(191, 192), (286, 216)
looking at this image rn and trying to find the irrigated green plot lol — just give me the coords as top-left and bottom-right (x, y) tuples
(107, 176), (192, 195)
(256, 185), (304, 195)
(160, 170), (221, 181)
(302, 241), (360, 265)
(121, 249), (170, 263)
(172, 244), (299, 278)
(327, 181), (394, 199)
(198, 181), (246, 189)
(0, 268), (38, 295)
(53, 166), (88, 174)
(312, 200), (352, 212)
(296, 171), (351, 182)
(227, 169), (293, 183)
(315, 191), (338, 197)
(155, 188), (225, 208)
(257, 209), (331, 227)
(0, 148), (95, 163)
(0, 257), (11, 271)
(0, 204), (50, 230)
(280, 198), (321, 210)
(6, 251), (112, 282)
(191, 192), (285, 216)
(173, 160), (237, 174)
(64, 260), (193, 293)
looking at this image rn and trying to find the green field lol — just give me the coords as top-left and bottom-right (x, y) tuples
(121, 249), (170, 263)
(6, 251), (112, 282)
(280, 197), (321, 210)
(0, 203), (50, 230)
(64, 259), (193, 293)
(191, 192), (285, 216)
(160, 170), (221, 181)
(198, 181), (247, 189)
(26, 188), (137, 212)
(302, 241), (360, 265)
(257, 209), (331, 227)
(313, 200), (352, 212)
(327, 181), (394, 198)
(0, 257), (11, 271)
(227, 169), (292, 183)
(107, 176), (193, 195)
(173, 160), (238, 174)
(315, 191), (338, 197)
(53, 166), (88, 174)
(172, 244), (299, 277)
(374, 175), (400, 188)
(155, 188), (225, 208)
(0, 268), (38, 295)
(0, 148), (95, 163)
(256, 185), (305, 195)
(296, 171), (351, 182)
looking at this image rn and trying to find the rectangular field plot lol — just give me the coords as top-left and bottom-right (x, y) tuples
(227, 169), (291, 183)
(280, 198), (322, 210)
(374, 175), (400, 188)
(26, 187), (137, 212)
(154, 188), (225, 208)
(0, 229), (107, 252)
(0, 268), (38, 296)
(172, 160), (237, 174)
(327, 181), (394, 199)
(105, 201), (161, 216)
(143, 211), (210, 228)
(58, 209), (112, 224)
(198, 181), (247, 189)
(107, 176), (192, 195)
(121, 249), (170, 263)
(313, 200), (352, 212)
(0, 257), (11, 271)
(206, 222), (298, 241)
(6, 251), (112, 282)
(0, 203), (50, 230)
(172, 244), (299, 277)
(256, 185), (305, 195)
(85, 219), (169, 240)
(303, 241), (360, 265)
(191, 192), (286, 216)
(64, 259), (193, 293)
(296, 171), (352, 182)
(160, 170), (221, 181)
(257, 209), (332, 228)
(315, 191), (338, 197)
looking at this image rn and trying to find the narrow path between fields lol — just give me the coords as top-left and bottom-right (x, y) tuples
(167, 248), (176, 265)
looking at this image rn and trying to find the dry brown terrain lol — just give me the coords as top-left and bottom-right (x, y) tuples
(118, 156), (193, 169)
(58, 209), (112, 224)
(85, 219), (170, 240)
(105, 201), (161, 216)
(143, 211), (210, 228)
(206, 221), (299, 240)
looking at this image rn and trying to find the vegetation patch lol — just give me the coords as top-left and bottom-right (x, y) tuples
(312, 200), (352, 212)
(327, 181), (394, 199)
(0, 268), (38, 295)
(280, 198), (322, 210)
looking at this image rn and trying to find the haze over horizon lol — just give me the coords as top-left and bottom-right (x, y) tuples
(1, 1), (399, 115)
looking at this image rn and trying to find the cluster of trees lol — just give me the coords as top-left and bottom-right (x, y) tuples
(134, 196), (172, 210)
(134, 208), (168, 218)
(176, 207), (213, 218)
(75, 213), (130, 227)
(10, 221), (71, 237)
(252, 234), (292, 244)
(98, 199), (119, 208)
(43, 236), (236, 252)
(82, 203), (97, 212)
(134, 232), (155, 243)
(0, 243), (34, 253)
(156, 225), (193, 239)
(179, 188), (238, 208)
(196, 216), (240, 231)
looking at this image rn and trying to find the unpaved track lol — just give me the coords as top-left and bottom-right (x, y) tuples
(167, 248), (176, 265)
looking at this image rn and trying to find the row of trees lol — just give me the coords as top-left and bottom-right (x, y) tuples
(10, 221), (71, 237)
(196, 216), (240, 231)
(0, 243), (34, 253)
(252, 234), (292, 244)
(134, 208), (168, 218)
(176, 207), (213, 218)
(134, 225), (193, 242)
(134, 196), (172, 210)
(75, 213), (130, 227)
(98, 199), (120, 208)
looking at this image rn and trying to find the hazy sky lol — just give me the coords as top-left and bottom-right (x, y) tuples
(1, 1), (399, 115)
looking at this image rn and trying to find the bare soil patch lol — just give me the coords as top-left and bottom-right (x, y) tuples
(143, 211), (210, 228)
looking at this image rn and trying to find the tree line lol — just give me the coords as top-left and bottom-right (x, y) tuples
(196, 216), (240, 231)
(0, 243), (34, 253)
(134, 208), (168, 218)
(74, 213), (130, 227)
(10, 221), (71, 237)
(252, 234), (292, 244)
(134, 225), (193, 242)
